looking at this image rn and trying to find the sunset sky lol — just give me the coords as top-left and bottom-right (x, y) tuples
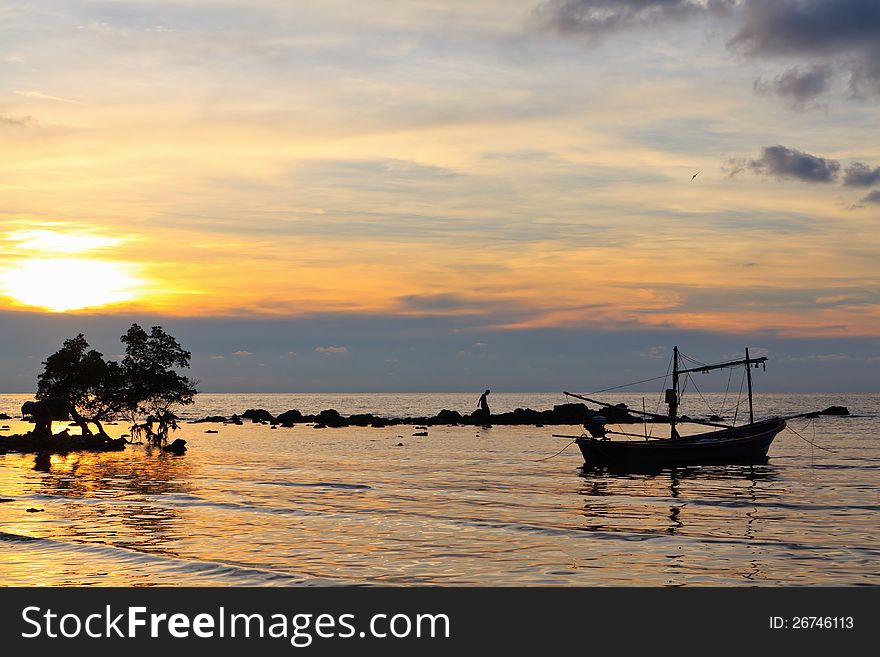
(1, 1), (878, 392)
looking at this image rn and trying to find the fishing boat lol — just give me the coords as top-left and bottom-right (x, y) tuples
(565, 347), (787, 468)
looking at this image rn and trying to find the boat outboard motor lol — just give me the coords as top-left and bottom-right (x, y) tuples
(585, 415), (608, 439)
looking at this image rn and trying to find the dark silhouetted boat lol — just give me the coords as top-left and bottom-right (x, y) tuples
(563, 347), (787, 468)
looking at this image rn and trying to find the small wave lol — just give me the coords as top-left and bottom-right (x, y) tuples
(254, 481), (372, 490)
(0, 530), (345, 586)
(445, 517), (880, 558)
(22, 492), (325, 517)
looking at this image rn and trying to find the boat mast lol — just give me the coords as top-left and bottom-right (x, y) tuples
(745, 347), (754, 424)
(668, 346), (680, 438)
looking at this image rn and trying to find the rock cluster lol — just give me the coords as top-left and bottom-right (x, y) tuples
(189, 402), (642, 429)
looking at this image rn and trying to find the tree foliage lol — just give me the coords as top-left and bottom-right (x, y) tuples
(36, 324), (197, 442)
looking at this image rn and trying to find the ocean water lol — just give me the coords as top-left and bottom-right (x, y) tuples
(1, 392), (878, 586)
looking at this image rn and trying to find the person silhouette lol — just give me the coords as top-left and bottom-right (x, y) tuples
(477, 389), (491, 425)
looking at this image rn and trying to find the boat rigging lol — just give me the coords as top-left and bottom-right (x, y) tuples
(561, 346), (786, 468)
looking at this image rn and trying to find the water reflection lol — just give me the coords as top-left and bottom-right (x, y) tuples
(577, 464), (779, 539)
(21, 448), (195, 558)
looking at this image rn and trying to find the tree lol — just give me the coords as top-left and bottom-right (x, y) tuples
(34, 324), (197, 442)
(36, 334), (120, 437)
(120, 324), (197, 444)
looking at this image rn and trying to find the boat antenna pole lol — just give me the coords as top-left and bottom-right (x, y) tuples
(745, 347), (754, 424)
(668, 346), (680, 439)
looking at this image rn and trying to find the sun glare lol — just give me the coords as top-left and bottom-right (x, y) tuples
(0, 258), (143, 312)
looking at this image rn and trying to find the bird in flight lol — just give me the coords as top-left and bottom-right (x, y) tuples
(690, 171), (700, 182)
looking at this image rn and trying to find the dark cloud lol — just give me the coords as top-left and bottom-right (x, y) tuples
(861, 190), (880, 204)
(538, 0), (880, 100)
(748, 145), (840, 184)
(730, 0), (880, 57)
(730, 0), (880, 97)
(534, 0), (734, 40)
(753, 65), (832, 107)
(1, 309), (878, 393)
(843, 162), (880, 187)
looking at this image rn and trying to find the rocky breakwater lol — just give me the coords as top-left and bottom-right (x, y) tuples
(190, 402), (642, 429)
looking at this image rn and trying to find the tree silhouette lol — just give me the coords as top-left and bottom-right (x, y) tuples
(36, 334), (120, 437)
(35, 324), (197, 443)
(120, 324), (196, 444)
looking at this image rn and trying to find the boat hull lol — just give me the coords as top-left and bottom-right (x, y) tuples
(576, 418), (786, 467)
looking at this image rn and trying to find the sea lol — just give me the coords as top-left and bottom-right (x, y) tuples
(1, 392), (878, 586)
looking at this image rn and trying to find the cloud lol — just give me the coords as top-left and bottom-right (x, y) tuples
(534, 0), (734, 41)
(843, 162), (880, 187)
(397, 294), (475, 312)
(730, 0), (880, 97)
(753, 65), (832, 108)
(729, 1), (880, 57)
(232, 350), (253, 356)
(0, 113), (34, 127)
(13, 90), (80, 104)
(538, 1), (880, 101)
(640, 346), (666, 359)
(861, 190), (880, 204)
(812, 353), (853, 362)
(209, 355), (225, 360)
(315, 346), (348, 354)
(747, 145), (840, 183)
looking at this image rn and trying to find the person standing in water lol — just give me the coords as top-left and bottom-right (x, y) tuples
(477, 389), (491, 425)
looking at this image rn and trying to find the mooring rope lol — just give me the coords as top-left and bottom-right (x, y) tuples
(786, 421), (837, 454)
(535, 437), (580, 462)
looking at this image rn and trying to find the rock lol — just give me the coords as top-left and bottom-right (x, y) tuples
(395, 442), (404, 447)
(709, 415), (724, 422)
(26, 508), (44, 513)
(0, 498), (13, 503)
(1, 435), (126, 455)
(205, 429), (219, 434)
(550, 403), (591, 423)
(243, 408), (275, 423)
(276, 409), (304, 424)
(413, 431), (428, 437)
(0, 413), (11, 420)
(163, 438), (187, 455)
(191, 415), (228, 423)
(313, 423), (327, 429)
(435, 409), (462, 424)
(348, 413), (377, 427)
(508, 408), (544, 424)
(820, 406), (850, 416)
(316, 409), (344, 427)
(228, 415), (243, 425)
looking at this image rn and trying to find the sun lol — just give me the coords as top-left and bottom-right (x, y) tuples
(1, 258), (143, 312)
